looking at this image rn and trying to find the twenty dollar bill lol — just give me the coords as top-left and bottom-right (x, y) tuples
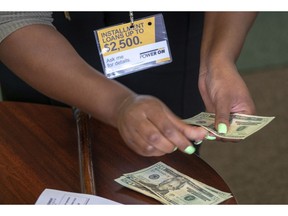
(183, 112), (275, 139)
(115, 162), (232, 205)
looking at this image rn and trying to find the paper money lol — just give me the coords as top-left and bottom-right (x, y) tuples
(183, 112), (275, 139)
(115, 176), (170, 204)
(115, 162), (232, 205)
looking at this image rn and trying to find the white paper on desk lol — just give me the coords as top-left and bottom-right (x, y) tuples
(35, 189), (122, 205)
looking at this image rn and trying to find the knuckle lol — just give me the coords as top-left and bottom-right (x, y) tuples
(144, 145), (154, 153)
(146, 132), (161, 144)
(162, 127), (174, 138)
(141, 145), (155, 157)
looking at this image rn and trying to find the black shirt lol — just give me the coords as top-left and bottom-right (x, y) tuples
(0, 12), (204, 118)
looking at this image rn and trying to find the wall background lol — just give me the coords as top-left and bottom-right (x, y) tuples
(237, 12), (288, 72)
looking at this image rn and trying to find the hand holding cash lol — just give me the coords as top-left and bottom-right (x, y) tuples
(183, 112), (275, 140)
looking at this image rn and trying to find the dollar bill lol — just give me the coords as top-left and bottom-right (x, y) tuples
(115, 175), (232, 204)
(192, 178), (232, 200)
(115, 176), (170, 204)
(183, 112), (275, 139)
(115, 162), (232, 205)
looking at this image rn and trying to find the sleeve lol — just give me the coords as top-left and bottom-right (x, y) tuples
(0, 12), (54, 43)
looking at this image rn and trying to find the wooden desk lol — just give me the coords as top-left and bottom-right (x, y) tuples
(0, 102), (237, 204)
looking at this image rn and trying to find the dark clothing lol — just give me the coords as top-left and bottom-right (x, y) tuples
(0, 12), (205, 118)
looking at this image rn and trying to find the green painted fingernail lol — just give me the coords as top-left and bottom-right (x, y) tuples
(184, 145), (195, 154)
(218, 123), (227, 134)
(173, 147), (178, 152)
(205, 135), (217, 140)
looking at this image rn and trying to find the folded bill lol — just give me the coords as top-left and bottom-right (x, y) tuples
(183, 112), (275, 139)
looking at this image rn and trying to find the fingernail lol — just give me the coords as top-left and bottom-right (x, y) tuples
(173, 147), (178, 152)
(205, 134), (216, 140)
(193, 140), (203, 145)
(218, 123), (227, 134)
(184, 145), (195, 155)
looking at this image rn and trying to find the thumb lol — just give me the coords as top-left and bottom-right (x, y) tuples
(214, 98), (232, 134)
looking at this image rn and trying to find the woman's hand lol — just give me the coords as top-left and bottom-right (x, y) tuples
(199, 61), (256, 135)
(116, 95), (208, 156)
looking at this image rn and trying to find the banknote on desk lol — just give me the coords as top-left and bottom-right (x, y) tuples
(183, 112), (275, 139)
(115, 162), (232, 205)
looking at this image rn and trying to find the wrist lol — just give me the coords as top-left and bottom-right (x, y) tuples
(201, 54), (236, 75)
(112, 93), (137, 128)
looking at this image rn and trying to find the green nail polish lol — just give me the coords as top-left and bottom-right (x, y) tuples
(184, 145), (195, 154)
(173, 147), (178, 152)
(218, 123), (227, 134)
(205, 135), (216, 140)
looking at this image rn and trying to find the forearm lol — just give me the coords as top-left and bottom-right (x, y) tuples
(201, 12), (257, 67)
(198, 12), (256, 123)
(0, 24), (136, 127)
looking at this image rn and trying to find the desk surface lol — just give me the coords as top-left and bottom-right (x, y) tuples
(0, 102), (237, 204)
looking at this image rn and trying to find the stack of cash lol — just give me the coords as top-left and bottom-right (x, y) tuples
(115, 162), (232, 204)
(183, 112), (275, 139)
